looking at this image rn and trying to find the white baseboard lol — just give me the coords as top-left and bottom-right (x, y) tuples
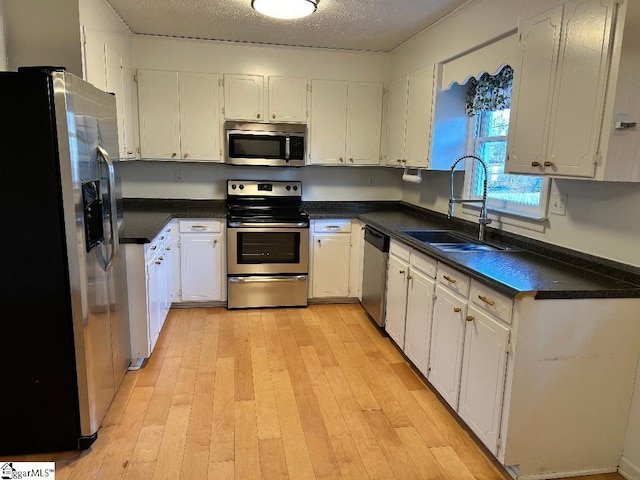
(619, 457), (640, 480)
(516, 467), (617, 480)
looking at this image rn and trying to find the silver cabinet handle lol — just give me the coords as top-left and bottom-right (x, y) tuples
(229, 276), (306, 284)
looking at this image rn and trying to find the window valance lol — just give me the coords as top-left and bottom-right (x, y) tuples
(465, 65), (513, 115)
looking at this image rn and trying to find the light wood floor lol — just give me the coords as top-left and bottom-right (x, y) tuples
(2, 304), (625, 480)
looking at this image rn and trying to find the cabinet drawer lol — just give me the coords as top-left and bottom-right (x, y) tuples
(314, 219), (351, 233)
(410, 250), (437, 278)
(437, 262), (470, 297)
(146, 227), (170, 259)
(179, 219), (222, 233)
(389, 239), (411, 262)
(469, 280), (513, 325)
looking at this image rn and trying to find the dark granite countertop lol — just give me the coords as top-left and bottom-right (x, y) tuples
(122, 198), (226, 244)
(122, 198), (640, 299)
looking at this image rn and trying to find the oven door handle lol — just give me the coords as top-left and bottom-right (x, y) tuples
(229, 275), (307, 284)
(228, 221), (309, 228)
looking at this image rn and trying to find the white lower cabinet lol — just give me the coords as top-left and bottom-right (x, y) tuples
(379, 238), (640, 476)
(310, 219), (362, 299)
(384, 254), (409, 348)
(126, 224), (173, 364)
(385, 240), (437, 353)
(403, 266), (436, 375)
(458, 304), (510, 452)
(428, 284), (468, 408)
(178, 219), (224, 302)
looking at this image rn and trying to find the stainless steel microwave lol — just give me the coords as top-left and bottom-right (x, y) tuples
(224, 121), (306, 167)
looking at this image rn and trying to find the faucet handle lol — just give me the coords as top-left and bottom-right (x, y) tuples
(479, 217), (492, 225)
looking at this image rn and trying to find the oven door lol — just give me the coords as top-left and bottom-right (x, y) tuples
(227, 227), (309, 275)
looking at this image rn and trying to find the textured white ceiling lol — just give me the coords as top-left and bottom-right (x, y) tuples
(106, 0), (469, 52)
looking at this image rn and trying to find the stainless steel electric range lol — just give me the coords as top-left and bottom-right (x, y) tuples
(226, 180), (309, 309)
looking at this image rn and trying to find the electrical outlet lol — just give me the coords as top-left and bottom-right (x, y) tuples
(175, 170), (184, 182)
(550, 193), (567, 215)
(367, 175), (375, 186)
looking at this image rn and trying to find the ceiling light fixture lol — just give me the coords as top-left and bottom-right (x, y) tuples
(251, 0), (318, 20)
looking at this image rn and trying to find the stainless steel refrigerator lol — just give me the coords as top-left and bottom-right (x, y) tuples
(0, 67), (130, 454)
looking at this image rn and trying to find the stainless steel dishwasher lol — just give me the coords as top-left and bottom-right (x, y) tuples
(361, 225), (390, 327)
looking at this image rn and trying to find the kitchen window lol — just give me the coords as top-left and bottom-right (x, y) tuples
(463, 66), (549, 220)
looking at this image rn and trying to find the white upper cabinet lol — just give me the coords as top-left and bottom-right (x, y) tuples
(137, 70), (181, 160)
(310, 79), (382, 165)
(508, 0), (640, 181)
(223, 73), (264, 121)
(179, 72), (221, 162)
(268, 76), (308, 123)
(385, 64), (435, 168)
(309, 79), (348, 165)
(346, 81), (383, 165)
(137, 70), (221, 162)
(105, 45), (126, 160)
(386, 76), (408, 167)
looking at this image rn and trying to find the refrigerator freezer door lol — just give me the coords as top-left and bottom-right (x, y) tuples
(53, 72), (131, 439)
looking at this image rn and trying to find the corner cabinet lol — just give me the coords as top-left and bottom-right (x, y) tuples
(137, 70), (221, 162)
(385, 64), (435, 168)
(309, 80), (383, 165)
(507, 0), (640, 181)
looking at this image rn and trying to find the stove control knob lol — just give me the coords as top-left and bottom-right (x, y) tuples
(293, 185), (298, 191)
(239, 184), (244, 190)
(286, 185), (291, 191)
(231, 184), (237, 190)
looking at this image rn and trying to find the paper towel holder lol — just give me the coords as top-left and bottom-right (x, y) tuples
(402, 167), (423, 184)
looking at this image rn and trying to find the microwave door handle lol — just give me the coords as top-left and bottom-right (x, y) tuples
(97, 145), (119, 271)
(285, 136), (290, 160)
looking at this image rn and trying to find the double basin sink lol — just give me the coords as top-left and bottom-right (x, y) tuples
(401, 230), (515, 253)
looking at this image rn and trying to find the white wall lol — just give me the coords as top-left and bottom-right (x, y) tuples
(3, 0), (83, 76)
(79, 0), (131, 61)
(622, 361), (640, 479)
(120, 162), (402, 201)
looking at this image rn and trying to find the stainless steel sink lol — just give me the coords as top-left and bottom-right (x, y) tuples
(400, 229), (510, 252)
(400, 230), (472, 244)
(429, 242), (499, 252)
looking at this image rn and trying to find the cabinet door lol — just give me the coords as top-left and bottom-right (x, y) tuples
(179, 72), (221, 162)
(82, 30), (106, 91)
(268, 76), (307, 123)
(161, 240), (173, 315)
(546, 0), (616, 177)
(224, 74), (264, 121)
(146, 255), (161, 352)
(385, 255), (409, 348)
(405, 65), (435, 168)
(429, 284), (467, 409)
(137, 70), (181, 160)
(105, 45), (126, 160)
(312, 233), (350, 298)
(386, 76), (408, 166)
(349, 220), (365, 300)
(180, 233), (222, 301)
(309, 80), (348, 165)
(121, 56), (137, 160)
(404, 268), (436, 377)
(458, 305), (510, 454)
(346, 81), (383, 165)
(507, 6), (562, 174)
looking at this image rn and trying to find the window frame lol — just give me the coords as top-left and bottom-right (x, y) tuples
(462, 112), (551, 221)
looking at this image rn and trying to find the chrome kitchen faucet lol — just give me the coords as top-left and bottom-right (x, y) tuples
(448, 154), (492, 241)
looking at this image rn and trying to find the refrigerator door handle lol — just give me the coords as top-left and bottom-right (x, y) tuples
(97, 145), (119, 271)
